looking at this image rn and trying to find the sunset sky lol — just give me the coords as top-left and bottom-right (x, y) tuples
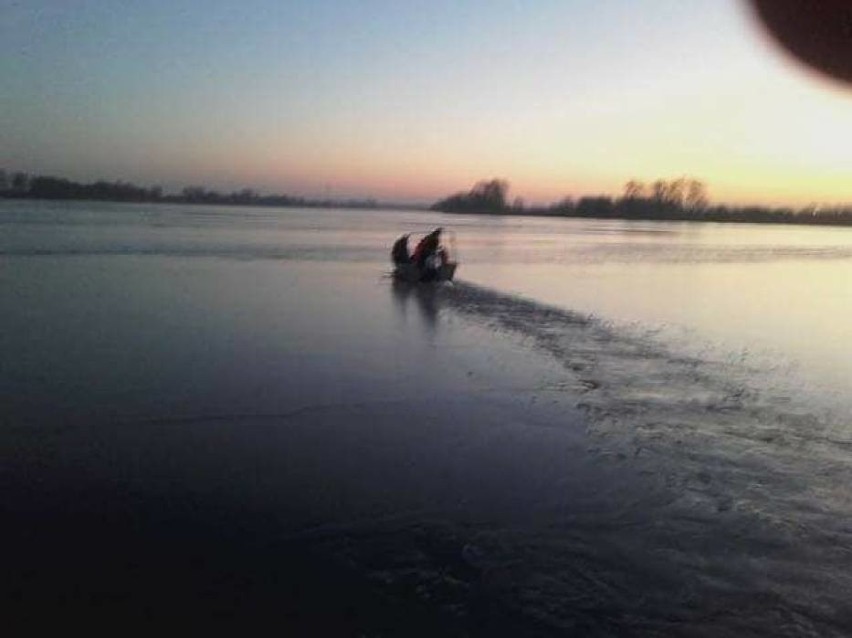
(3, 0), (851, 207)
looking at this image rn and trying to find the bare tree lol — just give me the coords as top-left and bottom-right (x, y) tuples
(651, 179), (668, 204)
(685, 179), (709, 213)
(623, 179), (646, 199)
(665, 177), (688, 208)
(472, 179), (510, 209)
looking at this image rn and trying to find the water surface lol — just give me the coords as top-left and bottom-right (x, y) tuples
(3, 200), (851, 635)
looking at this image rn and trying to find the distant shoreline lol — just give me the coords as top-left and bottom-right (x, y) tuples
(0, 192), (425, 213)
(0, 171), (431, 212)
(4, 194), (852, 228)
(2, 169), (850, 227)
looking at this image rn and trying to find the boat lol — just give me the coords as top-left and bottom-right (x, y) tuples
(390, 228), (458, 283)
(392, 261), (457, 283)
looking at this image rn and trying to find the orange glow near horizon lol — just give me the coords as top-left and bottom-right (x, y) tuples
(5, 0), (850, 209)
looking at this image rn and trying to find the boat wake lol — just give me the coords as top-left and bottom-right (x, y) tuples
(442, 280), (852, 511)
(329, 279), (852, 636)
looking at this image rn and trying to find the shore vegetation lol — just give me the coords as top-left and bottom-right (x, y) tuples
(3, 170), (850, 226)
(431, 178), (852, 227)
(0, 170), (382, 210)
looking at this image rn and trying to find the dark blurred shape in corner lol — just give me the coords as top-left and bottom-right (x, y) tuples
(746, 0), (852, 86)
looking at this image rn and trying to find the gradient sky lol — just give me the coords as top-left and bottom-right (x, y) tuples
(3, 0), (851, 206)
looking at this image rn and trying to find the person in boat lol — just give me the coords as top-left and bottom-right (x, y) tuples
(411, 227), (444, 269)
(391, 233), (411, 265)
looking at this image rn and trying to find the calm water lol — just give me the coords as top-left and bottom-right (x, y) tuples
(457, 215), (852, 422)
(3, 199), (852, 634)
(4, 199), (850, 417)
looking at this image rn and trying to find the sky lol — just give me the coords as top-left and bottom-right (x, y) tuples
(2, 0), (851, 207)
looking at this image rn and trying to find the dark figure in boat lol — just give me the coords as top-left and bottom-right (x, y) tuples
(391, 228), (456, 282)
(411, 228), (444, 268)
(391, 233), (411, 265)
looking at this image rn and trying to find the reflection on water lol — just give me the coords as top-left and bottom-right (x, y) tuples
(391, 278), (440, 331)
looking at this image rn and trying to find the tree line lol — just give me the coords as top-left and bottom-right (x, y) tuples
(4, 169), (850, 226)
(431, 178), (852, 227)
(0, 170), (381, 210)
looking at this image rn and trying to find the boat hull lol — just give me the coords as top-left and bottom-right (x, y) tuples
(392, 262), (457, 283)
